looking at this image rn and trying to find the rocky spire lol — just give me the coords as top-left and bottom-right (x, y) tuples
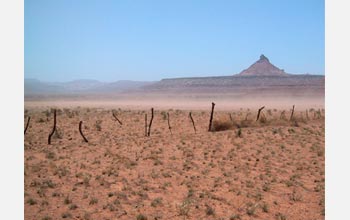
(258, 54), (269, 62)
(238, 54), (287, 76)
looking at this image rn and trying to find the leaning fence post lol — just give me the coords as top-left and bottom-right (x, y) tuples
(48, 109), (57, 145)
(79, 121), (88, 142)
(147, 108), (154, 137)
(189, 112), (197, 134)
(208, 102), (215, 132)
(290, 105), (295, 121)
(24, 116), (31, 135)
(256, 106), (265, 121)
(112, 112), (123, 125)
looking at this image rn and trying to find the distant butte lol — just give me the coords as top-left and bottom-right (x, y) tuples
(238, 54), (288, 76)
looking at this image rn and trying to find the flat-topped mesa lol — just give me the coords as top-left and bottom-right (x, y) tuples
(238, 54), (288, 76)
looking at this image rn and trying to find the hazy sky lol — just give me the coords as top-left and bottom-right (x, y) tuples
(25, 0), (324, 82)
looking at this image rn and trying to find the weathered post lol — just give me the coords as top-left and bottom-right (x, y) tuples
(189, 112), (197, 134)
(79, 121), (88, 142)
(256, 106), (265, 121)
(290, 105), (295, 121)
(147, 108), (154, 137)
(208, 102), (215, 132)
(112, 112), (123, 125)
(48, 109), (57, 145)
(145, 114), (148, 137)
(167, 112), (172, 135)
(24, 116), (31, 135)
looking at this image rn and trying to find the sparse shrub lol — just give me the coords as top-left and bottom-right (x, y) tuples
(187, 189), (194, 198)
(46, 151), (56, 159)
(37, 118), (46, 123)
(55, 108), (63, 115)
(27, 198), (37, 205)
(103, 203), (116, 211)
(54, 127), (64, 139)
(83, 212), (91, 220)
(178, 199), (191, 216)
(292, 119), (299, 127)
(95, 120), (102, 131)
(259, 114), (267, 124)
(212, 119), (233, 132)
(262, 183), (271, 192)
(314, 183), (324, 192)
(89, 197), (98, 205)
(44, 109), (51, 117)
(64, 196), (71, 204)
(161, 111), (167, 120)
(64, 108), (75, 118)
(245, 180), (254, 188)
(53, 165), (69, 177)
(83, 176), (91, 187)
(237, 128), (242, 137)
(267, 109), (272, 116)
(205, 205), (215, 216)
(275, 212), (287, 220)
(246, 205), (256, 216)
(69, 204), (78, 210)
(289, 189), (302, 202)
(61, 212), (72, 219)
(285, 180), (294, 187)
(262, 202), (269, 212)
(272, 128), (278, 134)
(136, 214), (148, 220)
(151, 197), (163, 207)
(240, 119), (253, 127)
(229, 214), (241, 220)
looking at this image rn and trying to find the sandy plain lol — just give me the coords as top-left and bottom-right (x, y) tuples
(24, 100), (324, 220)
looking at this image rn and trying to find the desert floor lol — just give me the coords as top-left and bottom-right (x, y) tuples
(24, 104), (324, 220)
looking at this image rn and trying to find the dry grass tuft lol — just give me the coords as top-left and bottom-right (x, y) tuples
(212, 119), (234, 132)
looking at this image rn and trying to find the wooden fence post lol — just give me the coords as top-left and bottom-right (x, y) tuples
(189, 112), (197, 134)
(145, 114), (148, 137)
(256, 106), (265, 121)
(79, 121), (88, 142)
(112, 112), (123, 125)
(147, 108), (154, 137)
(48, 109), (57, 145)
(24, 116), (31, 135)
(208, 102), (215, 132)
(290, 105), (295, 121)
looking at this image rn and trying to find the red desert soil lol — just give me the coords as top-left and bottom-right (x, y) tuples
(24, 106), (324, 220)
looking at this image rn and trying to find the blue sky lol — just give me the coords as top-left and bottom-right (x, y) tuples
(25, 0), (324, 82)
